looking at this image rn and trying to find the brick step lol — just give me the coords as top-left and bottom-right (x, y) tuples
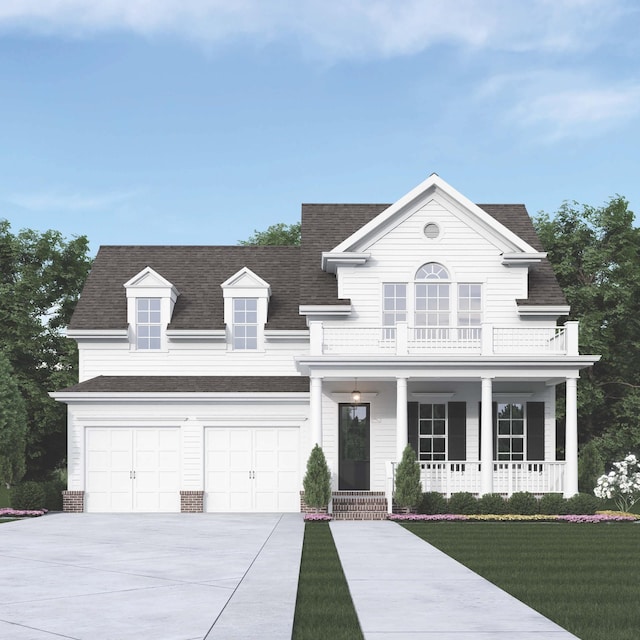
(332, 510), (388, 521)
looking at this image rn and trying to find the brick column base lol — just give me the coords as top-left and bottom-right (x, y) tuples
(180, 491), (204, 513)
(62, 490), (85, 513)
(299, 491), (329, 514)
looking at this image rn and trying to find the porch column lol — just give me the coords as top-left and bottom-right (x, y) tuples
(396, 377), (408, 461)
(564, 376), (579, 497)
(480, 377), (493, 495)
(310, 376), (323, 447)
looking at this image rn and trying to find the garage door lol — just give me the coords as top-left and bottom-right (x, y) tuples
(86, 428), (180, 513)
(205, 427), (299, 512)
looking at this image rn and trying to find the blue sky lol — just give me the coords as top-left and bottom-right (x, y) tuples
(1, 1), (639, 254)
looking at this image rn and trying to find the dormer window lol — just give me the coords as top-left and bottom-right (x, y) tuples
(233, 298), (258, 350)
(221, 267), (271, 352)
(124, 267), (179, 352)
(136, 298), (162, 350)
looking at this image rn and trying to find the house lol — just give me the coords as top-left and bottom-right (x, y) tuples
(52, 174), (600, 515)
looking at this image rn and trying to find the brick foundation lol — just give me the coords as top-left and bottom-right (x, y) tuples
(62, 490), (85, 513)
(180, 491), (204, 513)
(299, 491), (329, 514)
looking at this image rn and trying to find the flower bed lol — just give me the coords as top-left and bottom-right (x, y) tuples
(304, 513), (332, 522)
(389, 511), (638, 523)
(0, 507), (47, 518)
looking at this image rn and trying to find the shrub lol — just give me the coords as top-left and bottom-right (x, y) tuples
(42, 479), (65, 511)
(566, 492), (602, 515)
(539, 493), (567, 515)
(418, 491), (448, 514)
(478, 493), (508, 514)
(448, 492), (479, 515)
(11, 481), (46, 510)
(508, 491), (539, 515)
(394, 445), (423, 512)
(578, 440), (604, 494)
(302, 444), (331, 512)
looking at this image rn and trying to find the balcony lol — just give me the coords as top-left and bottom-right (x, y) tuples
(310, 321), (578, 357)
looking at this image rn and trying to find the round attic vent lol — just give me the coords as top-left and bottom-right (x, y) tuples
(423, 223), (440, 239)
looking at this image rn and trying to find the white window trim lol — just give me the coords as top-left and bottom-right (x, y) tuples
(124, 267), (179, 352)
(221, 267), (271, 352)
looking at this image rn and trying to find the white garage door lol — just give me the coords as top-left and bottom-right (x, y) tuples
(205, 427), (299, 512)
(86, 428), (180, 513)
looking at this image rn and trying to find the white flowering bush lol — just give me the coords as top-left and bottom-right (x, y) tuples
(594, 454), (640, 512)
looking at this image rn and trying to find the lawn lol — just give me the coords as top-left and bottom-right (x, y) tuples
(403, 521), (640, 640)
(292, 522), (363, 640)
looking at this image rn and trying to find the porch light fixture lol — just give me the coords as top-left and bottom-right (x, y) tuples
(351, 379), (361, 404)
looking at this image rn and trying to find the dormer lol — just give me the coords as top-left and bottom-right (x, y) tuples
(221, 267), (271, 351)
(124, 267), (179, 351)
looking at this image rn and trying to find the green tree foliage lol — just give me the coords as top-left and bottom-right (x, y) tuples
(0, 220), (92, 478)
(534, 197), (640, 461)
(238, 222), (301, 246)
(394, 444), (422, 512)
(578, 440), (604, 494)
(303, 444), (331, 511)
(0, 351), (27, 486)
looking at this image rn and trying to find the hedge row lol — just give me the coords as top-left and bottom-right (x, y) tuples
(417, 491), (602, 515)
(10, 480), (65, 511)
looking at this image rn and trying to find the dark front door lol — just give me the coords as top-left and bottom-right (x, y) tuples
(339, 403), (370, 490)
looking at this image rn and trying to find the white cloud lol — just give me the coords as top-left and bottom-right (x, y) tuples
(0, 0), (630, 60)
(477, 70), (640, 141)
(8, 188), (140, 212)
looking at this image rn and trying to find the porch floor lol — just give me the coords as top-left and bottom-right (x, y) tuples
(330, 520), (579, 639)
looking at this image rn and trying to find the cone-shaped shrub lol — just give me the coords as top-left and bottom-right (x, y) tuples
(303, 444), (331, 512)
(394, 445), (422, 512)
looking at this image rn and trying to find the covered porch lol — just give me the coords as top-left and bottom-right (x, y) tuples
(296, 354), (594, 512)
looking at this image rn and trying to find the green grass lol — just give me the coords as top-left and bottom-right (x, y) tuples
(403, 522), (640, 640)
(292, 523), (363, 640)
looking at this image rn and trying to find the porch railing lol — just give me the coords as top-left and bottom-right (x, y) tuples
(315, 322), (578, 357)
(419, 461), (566, 497)
(385, 460), (566, 509)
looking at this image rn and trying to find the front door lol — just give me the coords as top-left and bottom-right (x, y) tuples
(339, 404), (370, 490)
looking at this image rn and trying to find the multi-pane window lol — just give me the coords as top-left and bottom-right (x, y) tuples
(136, 298), (162, 350)
(415, 263), (450, 339)
(458, 284), (482, 339)
(382, 283), (407, 339)
(233, 298), (258, 350)
(497, 403), (524, 461)
(418, 403), (447, 461)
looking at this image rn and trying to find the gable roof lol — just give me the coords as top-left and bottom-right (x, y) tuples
(69, 197), (565, 331)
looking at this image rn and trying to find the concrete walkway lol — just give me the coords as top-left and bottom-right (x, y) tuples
(331, 520), (579, 640)
(0, 513), (303, 640)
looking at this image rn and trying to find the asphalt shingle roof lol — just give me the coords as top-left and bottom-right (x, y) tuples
(69, 200), (565, 331)
(59, 375), (310, 393)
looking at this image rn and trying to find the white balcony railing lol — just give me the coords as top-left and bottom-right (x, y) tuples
(313, 321), (578, 357)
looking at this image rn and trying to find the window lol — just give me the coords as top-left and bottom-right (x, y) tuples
(458, 283), (482, 339)
(382, 283), (406, 339)
(233, 298), (258, 350)
(418, 403), (447, 461)
(136, 298), (162, 350)
(415, 263), (450, 339)
(497, 403), (524, 461)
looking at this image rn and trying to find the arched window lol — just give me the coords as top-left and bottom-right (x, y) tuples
(415, 263), (449, 280)
(415, 263), (450, 334)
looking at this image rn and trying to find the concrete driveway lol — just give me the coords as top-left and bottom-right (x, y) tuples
(0, 512), (304, 640)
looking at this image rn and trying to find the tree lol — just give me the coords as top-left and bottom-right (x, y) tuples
(238, 222), (301, 246)
(302, 444), (331, 512)
(0, 351), (27, 487)
(578, 440), (604, 494)
(534, 197), (640, 462)
(394, 444), (422, 512)
(0, 220), (92, 478)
